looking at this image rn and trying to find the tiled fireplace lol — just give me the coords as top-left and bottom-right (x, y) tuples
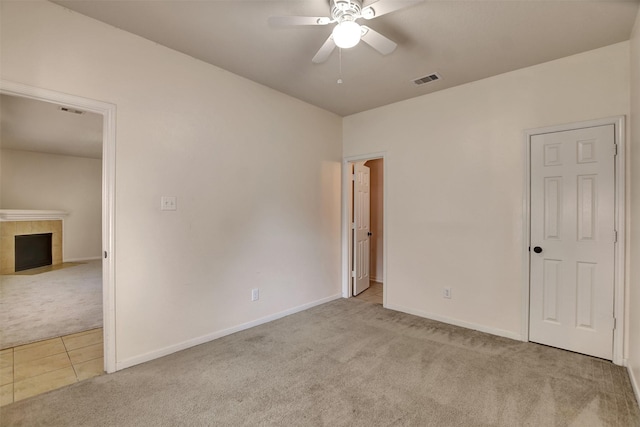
(0, 210), (67, 275)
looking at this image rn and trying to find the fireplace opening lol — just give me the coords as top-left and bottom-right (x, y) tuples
(15, 233), (53, 272)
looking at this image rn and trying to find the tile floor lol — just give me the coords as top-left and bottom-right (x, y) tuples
(0, 328), (104, 406)
(354, 281), (383, 304)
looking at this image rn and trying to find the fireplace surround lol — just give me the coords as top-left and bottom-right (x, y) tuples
(0, 210), (67, 274)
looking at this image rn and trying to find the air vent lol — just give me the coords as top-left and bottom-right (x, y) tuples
(413, 73), (441, 86)
(58, 106), (85, 115)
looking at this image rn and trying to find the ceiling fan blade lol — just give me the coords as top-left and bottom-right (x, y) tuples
(312, 35), (337, 64)
(361, 0), (422, 20)
(268, 16), (331, 26)
(360, 26), (397, 55)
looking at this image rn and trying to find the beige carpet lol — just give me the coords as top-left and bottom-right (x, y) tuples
(0, 260), (102, 350)
(9, 262), (85, 276)
(1, 298), (638, 426)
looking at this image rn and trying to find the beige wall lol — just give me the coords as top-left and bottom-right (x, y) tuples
(628, 7), (640, 399)
(365, 159), (383, 282)
(0, 1), (342, 367)
(1, 149), (102, 261)
(344, 42), (630, 339)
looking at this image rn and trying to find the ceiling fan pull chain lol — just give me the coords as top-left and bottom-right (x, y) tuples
(337, 48), (343, 84)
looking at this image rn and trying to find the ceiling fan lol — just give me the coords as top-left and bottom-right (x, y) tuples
(269, 0), (419, 64)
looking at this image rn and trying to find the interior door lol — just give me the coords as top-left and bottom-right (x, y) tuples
(529, 124), (616, 360)
(353, 162), (371, 295)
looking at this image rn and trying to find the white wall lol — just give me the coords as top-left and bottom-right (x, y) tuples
(344, 42), (630, 340)
(0, 149), (102, 261)
(628, 7), (640, 401)
(0, 1), (342, 367)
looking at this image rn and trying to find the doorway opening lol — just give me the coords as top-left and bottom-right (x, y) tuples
(343, 154), (385, 306)
(522, 117), (626, 365)
(1, 80), (116, 375)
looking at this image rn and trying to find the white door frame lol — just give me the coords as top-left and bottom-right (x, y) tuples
(521, 116), (625, 365)
(342, 152), (387, 305)
(1, 80), (117, 373)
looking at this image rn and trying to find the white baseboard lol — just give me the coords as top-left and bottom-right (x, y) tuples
(385, 303), (523, 341)
(65, 256), (101, 262)
(116, 293), (342, 371)
(628, 363), (640, 406)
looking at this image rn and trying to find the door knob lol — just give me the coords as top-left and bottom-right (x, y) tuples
(533, 246), (543, 254)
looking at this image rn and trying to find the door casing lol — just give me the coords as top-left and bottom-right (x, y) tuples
(1, 80), (117, 373)
(353, 161), (371, 296)
(522, 116), (626, 365)
(342, 153), (387, 304)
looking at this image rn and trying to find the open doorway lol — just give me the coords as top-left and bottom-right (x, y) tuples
(0, 80), (116, 406)
(0, 93), (104, 343)
(0, 93), (105, 403)
(343, 155), (385, 305)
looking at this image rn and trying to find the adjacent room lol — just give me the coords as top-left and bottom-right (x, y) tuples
(0, 94), (105, 401)
(1, 0), (639, 425)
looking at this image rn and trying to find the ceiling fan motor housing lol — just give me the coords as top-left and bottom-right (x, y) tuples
(331, 0), (363, 23)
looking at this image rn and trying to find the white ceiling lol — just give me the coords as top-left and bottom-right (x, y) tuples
(0, 95), (103, 159)
(51, 0), (640, 117)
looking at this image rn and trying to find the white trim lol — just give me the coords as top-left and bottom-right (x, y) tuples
(342, 152), (387, 306)
(521, 126), (532, 343)
(0, 80), (118, 373)
(628, 365), (640, 406)
(0, 210), (68, 221)
(521, 116), (626, 365)
(101, 94), (117, 374)
(116, 293), (342, 370)
(386, 303), (523, 341)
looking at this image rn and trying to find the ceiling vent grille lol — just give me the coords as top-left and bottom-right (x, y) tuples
(413, 73), (441, 86)
(58, 106), (85, 115)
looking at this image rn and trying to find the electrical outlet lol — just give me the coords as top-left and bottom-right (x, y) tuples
(161, 196), (177, 211)
(443, 287), (452, 299)
(251, 288), (259, 301)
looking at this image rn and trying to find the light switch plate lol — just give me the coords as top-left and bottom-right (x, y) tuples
(161, 196), (177, 211)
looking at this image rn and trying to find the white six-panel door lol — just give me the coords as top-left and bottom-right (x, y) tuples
(529, 125), (616, 360)
(353, 162), (371, 296)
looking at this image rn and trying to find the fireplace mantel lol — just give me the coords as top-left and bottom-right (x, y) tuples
(0, 210), (69, 221)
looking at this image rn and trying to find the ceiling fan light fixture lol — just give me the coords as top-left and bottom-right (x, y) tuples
(332, 20), (361, 49)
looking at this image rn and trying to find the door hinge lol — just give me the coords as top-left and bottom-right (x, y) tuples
(352, 173), (356, 181)
(351, 222), (356, 229)
(613, 317), (617, 330)
(351, 270), (356, 278)
(104, 251), (107, 259)
(614, 230), (618, 243)
(613, 144), (618, 156)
